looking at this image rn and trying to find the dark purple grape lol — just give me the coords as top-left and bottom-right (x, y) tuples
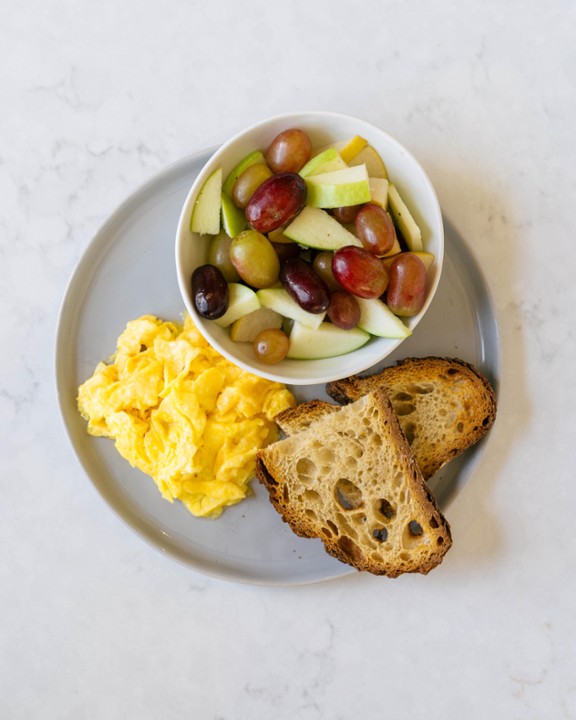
(280, 257), (330, 314)
(327, 291), (360, 329)
(192, 264), (229, 319)
(272, 241), (301, 264)
(245, 173), (307, 234)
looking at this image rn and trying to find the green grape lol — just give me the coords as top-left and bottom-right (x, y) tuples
(232, 163), (273, 208)
(207, 232), (240, 282)
(253, 328), (290, 364)
(229, 229), (280, 288)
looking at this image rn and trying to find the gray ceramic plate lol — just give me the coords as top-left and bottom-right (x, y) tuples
(56, 149), (500, 585)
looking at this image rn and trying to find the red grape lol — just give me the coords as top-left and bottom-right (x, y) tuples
(386, 253), (427, 316)
(327, 291), (360, 329)
(332, 246), (389, 299)
(333, 205), (362, 224)
(245, 173), (307, 233)
(355, 203), (396, 256)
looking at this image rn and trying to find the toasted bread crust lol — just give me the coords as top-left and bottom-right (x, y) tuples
(275, 399), (338, 435)
(257, 390), (452, 577)
(325, 357), (497, 479)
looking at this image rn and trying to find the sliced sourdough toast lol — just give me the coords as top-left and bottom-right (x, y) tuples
(314, 357), (496, 480)
(256, 389), (452, 577)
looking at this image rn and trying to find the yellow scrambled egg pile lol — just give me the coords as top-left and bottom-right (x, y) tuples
(77, 314), (295, 518)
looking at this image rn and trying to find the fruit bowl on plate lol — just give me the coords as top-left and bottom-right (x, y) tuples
(175, 111), (444, 385)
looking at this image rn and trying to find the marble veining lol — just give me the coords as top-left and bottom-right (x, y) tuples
(1, 0), (576, 718)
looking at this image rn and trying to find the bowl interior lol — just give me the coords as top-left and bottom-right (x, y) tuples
(176, 111), (444, 385)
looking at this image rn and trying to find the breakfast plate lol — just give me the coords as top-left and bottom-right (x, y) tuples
(56, 149), (499, 585)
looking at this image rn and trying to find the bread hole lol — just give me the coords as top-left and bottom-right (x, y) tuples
(482, 415), (491, 427)
(446, 368), (460, 376)
(429, 516), (439, 529)
(408, 383), (434, 394)
(437, 536), (445, 545)
(351, 513), (367, 525)
(372, 527), (388, 543)
(303, 489), (321, 503)
(393, 391), (413, 402)
(283, 485), (290, 502)
(456, 421), (464, 433)
(327, 519), (339, 536)
(403, 422), (416, 445)
(377, 498), (396, 520)
(394, 402), (416, 416)
(409, 520), (423, 536)
(399, 551), (411, 561)
(321, 526), (333, 538)
(296, 457), (317, 481)
(335, 479), (364, 510)
(402, 521), (426, 549)
(305, 508), (317, 521)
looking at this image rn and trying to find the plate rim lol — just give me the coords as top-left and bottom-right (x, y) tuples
(55, 150), (500, 586)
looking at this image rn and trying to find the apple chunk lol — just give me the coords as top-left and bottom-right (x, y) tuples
(190, 168), (222, 235)
(387, 183), (423, 251)
(222, 150), (265, 196)
(305, 164), (371, 208)
(212, 283), (260, 327)
(356, 297), (411, 338)
(287, 321), (370, 359)
(348, 144), (389, 179)
(229, 307), (283, 342)
(283, 206), (362, 250)
(220, 193), (247, 238)
(257, 287), (325, 329)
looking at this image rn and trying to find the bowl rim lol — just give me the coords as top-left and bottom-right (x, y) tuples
(175, 110), (444, 385)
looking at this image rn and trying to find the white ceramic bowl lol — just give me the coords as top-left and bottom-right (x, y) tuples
(175, 111), (444, 385)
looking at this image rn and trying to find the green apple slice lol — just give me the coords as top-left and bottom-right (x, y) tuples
(305, 164), (371, 208)
(287, 321), (370, 359)
(283, 206), (362, 250)
(220, 193), (247, 238)
(229, 307), (283, 342)
(299, 147), (338, 177)
(212, 283), (260, 327)
(299, 148), (347, 177)
(387, 183), (423, 251)
(256, 288), (325, 329)
(368, 177), (389, 208)
(222, 150), (265, 196)
(348, 144), (389, 179)
(356, 297), (411, 338)
(190, 168), (222, 235)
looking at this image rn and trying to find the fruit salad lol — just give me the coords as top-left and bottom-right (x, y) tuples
(189, 128), (434, 364)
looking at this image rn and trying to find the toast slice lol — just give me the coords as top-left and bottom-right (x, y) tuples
(256, 389), (452, 577)
(317, 357), (497, 480)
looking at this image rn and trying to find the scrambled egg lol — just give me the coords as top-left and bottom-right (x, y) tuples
(77, 314), (295, 518)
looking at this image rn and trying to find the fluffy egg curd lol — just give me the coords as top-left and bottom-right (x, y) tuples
(77, 314), (295, 518)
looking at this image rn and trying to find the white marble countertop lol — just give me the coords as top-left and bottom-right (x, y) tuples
(2, 1), (575, 717)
